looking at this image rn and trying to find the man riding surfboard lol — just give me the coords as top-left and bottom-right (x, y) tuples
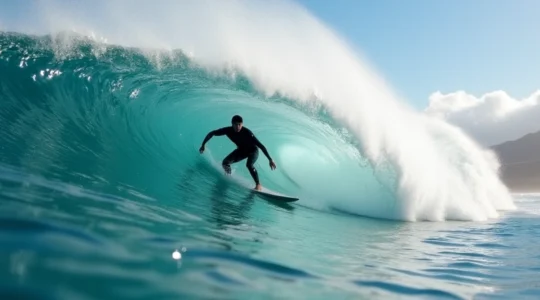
(199, 115), (277, 191)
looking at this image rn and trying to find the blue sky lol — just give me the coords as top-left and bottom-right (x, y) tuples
(294, 0), (540, 108)
(1, 0), (538, 109)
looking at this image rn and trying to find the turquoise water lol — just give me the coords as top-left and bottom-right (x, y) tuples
(1, 17), (539, 300)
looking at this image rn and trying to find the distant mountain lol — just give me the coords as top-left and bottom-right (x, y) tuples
(491, 131), (540, 193)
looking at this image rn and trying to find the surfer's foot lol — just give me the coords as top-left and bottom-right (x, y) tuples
(254, 184), (262, 191)
(223, 165), (231, 175)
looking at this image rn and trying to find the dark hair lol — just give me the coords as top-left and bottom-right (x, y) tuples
(231, 115), (243, 123)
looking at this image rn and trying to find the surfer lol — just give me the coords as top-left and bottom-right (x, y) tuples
(199, 115), (277, 191)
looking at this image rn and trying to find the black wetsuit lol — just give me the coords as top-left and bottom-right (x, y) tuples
(201, 126), (272, 185)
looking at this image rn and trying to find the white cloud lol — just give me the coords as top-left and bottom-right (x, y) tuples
(424, 90), (540, 146)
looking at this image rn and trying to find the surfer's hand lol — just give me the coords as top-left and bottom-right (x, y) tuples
(199, 146), (205, 153)
(269, 160), (276, 170)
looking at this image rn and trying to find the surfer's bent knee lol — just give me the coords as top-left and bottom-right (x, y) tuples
(222, 159), (230, 168)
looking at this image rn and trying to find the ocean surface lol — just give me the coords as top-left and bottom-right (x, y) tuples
(1, 2), (539, 298)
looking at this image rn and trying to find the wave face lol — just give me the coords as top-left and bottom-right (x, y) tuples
(1, 0), (515, 223)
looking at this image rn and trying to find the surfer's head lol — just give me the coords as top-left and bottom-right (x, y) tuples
(231, 115), (243, 132)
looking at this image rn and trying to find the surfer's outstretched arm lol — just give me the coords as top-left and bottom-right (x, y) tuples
(200, 131), (214, 148)
(200, 127), (227, 153)
(252, 135), (276, 170)
(254, 137), (271, 160)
